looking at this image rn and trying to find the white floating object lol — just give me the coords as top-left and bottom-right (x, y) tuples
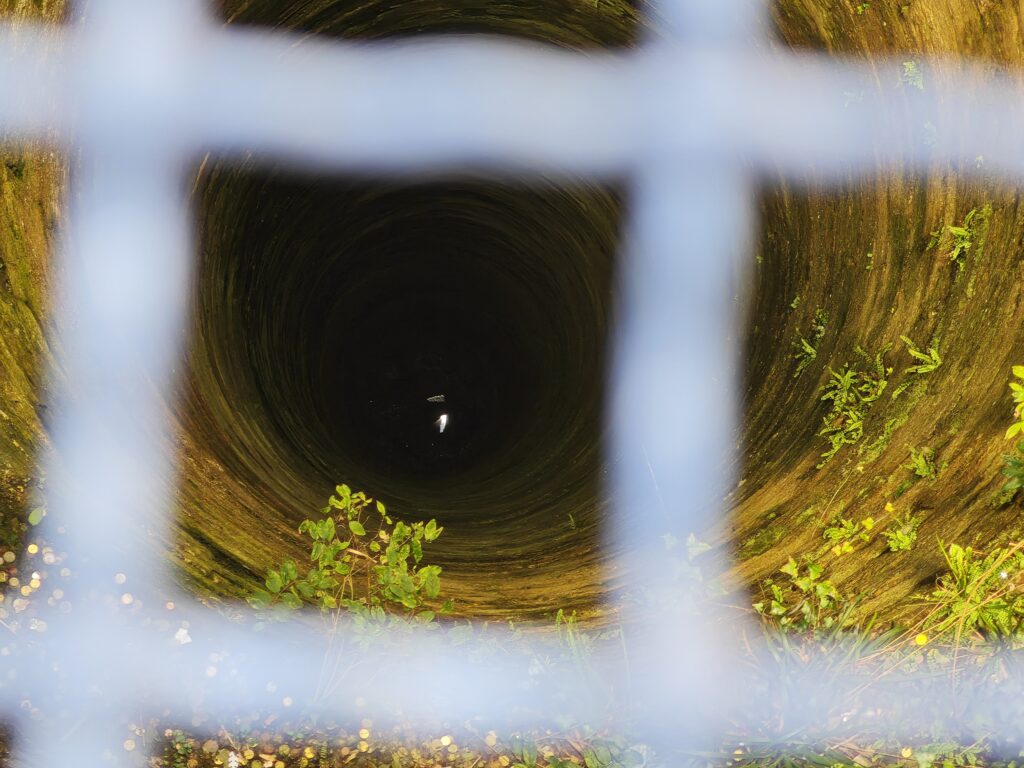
(427, 394), (446, 403)
(436, 414), (448, 433)
(173, 627), (192, 645)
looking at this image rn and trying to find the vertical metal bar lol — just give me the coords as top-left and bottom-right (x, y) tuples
(609, 161), (752, 746)
(607, 0), (760, 746)
(45, 150), (191, 599)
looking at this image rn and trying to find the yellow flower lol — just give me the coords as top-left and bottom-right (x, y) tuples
(901, 747), (913, 758)
(885, 502), (895, 513)
(862, 517), (875, 530)
(914, 633), (928, 646)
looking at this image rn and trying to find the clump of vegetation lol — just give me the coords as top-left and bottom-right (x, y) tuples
(904, 445), (939, 480)
(901, 335), (941, 375)
(1001, 442), (1024, 499)
(753, 557), (848, 632)
(1004, 366), (1024, 440)
(824, 515), (875, 556)
(929, 207), (989, 274)
(924, 543), (1024, 642)
(1000, 366), (1024, 502)
(248, 484), (449, 624)
(792, 308), (829, 378)
(816, 347), (891, 467)
(946, 209), (979, 272)
(883, 511), (921, 552)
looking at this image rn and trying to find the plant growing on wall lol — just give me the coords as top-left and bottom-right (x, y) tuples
(904, 445), (939, 480)
(248, 484), (450, 623)
(817, 347), (891, 467)
(901, 336), (941, 375)
(753, 557), (849, 632)
(1005, 366), (1024, 440)
(793, 308), (829, 378)
(946, 209), (978, 272)
(883, 512), (921, 552)
(824, 515), (874, 556)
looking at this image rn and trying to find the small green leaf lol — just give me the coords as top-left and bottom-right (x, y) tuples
(266, 571), (283, 593)
(349, 520), (366, 536)
(27, 507), (45, 526)
(282, 559), (298, 581)
(780, 557), (799, 578)
(423, 571), (441, 598)
(424, 519), (442, 542)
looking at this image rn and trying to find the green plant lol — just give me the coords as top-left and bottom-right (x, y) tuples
(248, 484), (449, 622)
(932, 208), (983, 273)
(1001, 441), (1024, 498)
(169, 731), (193, 768)
(753, 557), (847, 632)
(855, 2), (870, 14)
(823, 515), (875, 557)
(925, 542), (1024, 642)
(901, 335), (941, 375)
(816, 348), (891, 467)
(999, 367), (1024, 501)
(792, 338), (817, 378)
(883, 512), (921, 552)
(1004, 365), (1024, 439)
(792, 308), (828, 379)
(902, 60), (924, 90)
(904, 445), (938, 480)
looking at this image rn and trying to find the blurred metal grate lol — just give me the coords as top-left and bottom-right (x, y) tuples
(2, 0), (1024, 764)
